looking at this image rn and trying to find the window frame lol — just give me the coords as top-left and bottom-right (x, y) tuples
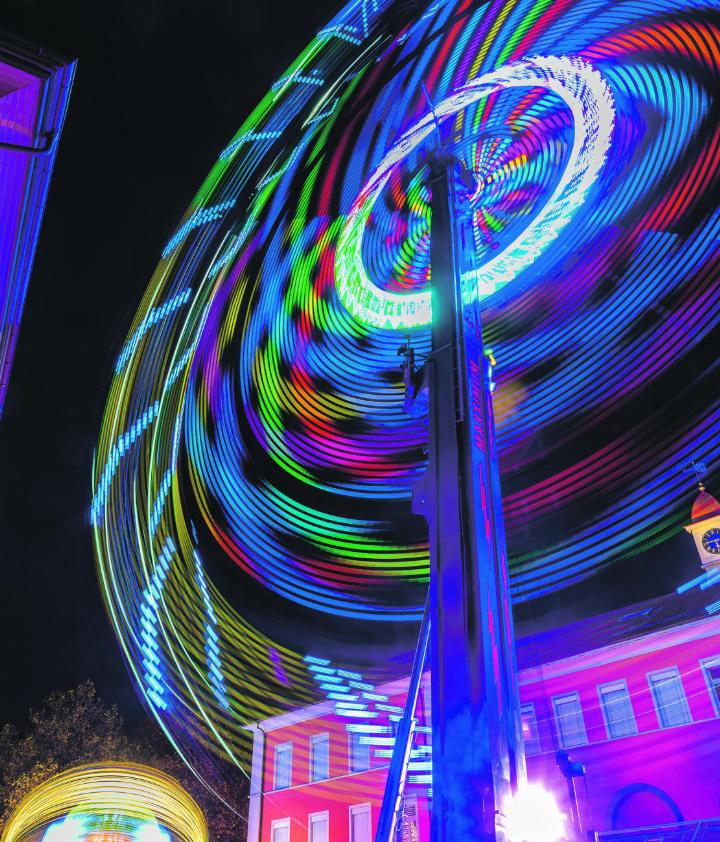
(700, 656), (720, 716)
(647, 667), (692, 729)
(271, 818), (291, 842)
(310, 731), (330, 782)
(308, 810), (329, 842)
(597, 679), (638, 740)
(520, 701), (542, 755)
(349, 803), (372, 842)
(273, 741), (293, 790)
(551, 691), (588, 748)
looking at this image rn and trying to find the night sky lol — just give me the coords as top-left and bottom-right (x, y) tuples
(0, 0), (703, 730)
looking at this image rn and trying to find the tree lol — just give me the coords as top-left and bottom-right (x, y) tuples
(0, 680), (132, 828)
(0, 680), (248, 842)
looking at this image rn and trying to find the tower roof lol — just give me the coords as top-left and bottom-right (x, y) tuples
(690, 487), (720, 523)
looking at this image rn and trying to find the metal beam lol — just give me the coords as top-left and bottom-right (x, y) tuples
(426, 152), (525, 842)
(374, 597), (430, 842)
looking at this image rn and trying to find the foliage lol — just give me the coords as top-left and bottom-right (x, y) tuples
(134, 720), (247, 842)
(0, 680), (132, 828)
(0, 681), (247, 842)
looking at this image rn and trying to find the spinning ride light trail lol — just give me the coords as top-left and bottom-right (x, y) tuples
(92, 0), (720, 811)
(0, 764), (208, 842)
(335, 55), (615, 329)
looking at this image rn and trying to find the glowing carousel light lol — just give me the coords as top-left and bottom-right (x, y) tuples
(0, 764), (207, 842)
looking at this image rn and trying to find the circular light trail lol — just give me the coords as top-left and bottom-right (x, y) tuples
(92, 0), (720, 795)
(0, 764), (207, 842)
(336, 55), (615, 329)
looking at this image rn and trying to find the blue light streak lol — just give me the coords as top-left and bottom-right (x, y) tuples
(162, 200), (236, 259)
(92, 349), (192, 524)
(194, 551), (231, 711)
(115, 289), (192, 373)
(140, 537), (175, 711)
(219, 131), (284, 161)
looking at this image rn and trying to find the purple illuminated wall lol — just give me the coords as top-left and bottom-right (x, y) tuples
(0, 36), (75, 418)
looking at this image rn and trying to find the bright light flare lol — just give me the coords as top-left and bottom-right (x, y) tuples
(42, 817), (88, 842)
(504, 784), (565, 842)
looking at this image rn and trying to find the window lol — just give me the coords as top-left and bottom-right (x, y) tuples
(309, 812), (328, 842)
(274, 742), (292, 790)
(402, 795), (419, 842)
(350, 804), (371, 842)
(648, 668), (691, 728)
(272, 819), (290, 842)
(599, 681), (638, 739)
(701, 658), (720, 714)
(310, 732), (330, 782)
(552, 693), (588, 748)
(349, 730), (370, 773)
(520, 702), (541, 755)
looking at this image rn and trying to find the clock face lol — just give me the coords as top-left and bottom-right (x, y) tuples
(702, 528), (720, 555)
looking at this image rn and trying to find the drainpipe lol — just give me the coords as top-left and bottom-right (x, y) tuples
(246, 724), (267, 842)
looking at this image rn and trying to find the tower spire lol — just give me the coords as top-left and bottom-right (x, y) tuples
(688, 460), (707, 491)
(684, 467), (720, 571)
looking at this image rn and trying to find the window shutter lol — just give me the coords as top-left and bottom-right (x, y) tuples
(553, 693), (588, 748)
(274, 744), (292, 789)
(311, 733), (330, 781)
(599, 683), (637, 739)
(649, 669), (691, 727)
(350, 806), (371, 842)
(272, 824), (289, 842)
(520, 702), (542, 755)
(310, 815), (328, 842)
(350, 731), (370, 773)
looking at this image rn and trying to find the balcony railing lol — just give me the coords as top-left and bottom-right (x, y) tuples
(597, 818), (720, 841)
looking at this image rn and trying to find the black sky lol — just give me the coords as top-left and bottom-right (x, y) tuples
(0, 0), (703, 730)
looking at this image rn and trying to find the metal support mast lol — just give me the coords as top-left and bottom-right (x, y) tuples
(374, 151), (525, 842)
(425, 151), (525, 842)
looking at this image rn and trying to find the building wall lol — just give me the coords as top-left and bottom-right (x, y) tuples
(0, 38), (76, 418)
(253, 616), (720, 841)
(520, 617), (720, 832)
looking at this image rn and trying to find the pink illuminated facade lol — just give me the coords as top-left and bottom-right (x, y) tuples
(246, 492), (720, 842)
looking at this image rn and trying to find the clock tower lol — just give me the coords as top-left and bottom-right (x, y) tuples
(684, 481), (720, 571)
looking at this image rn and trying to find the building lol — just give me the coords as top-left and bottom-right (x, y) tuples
(0, 33), (75, 418)
(246, 487), (720, 842)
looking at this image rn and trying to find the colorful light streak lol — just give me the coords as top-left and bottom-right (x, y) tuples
(305, 654), (430, 783)
(92, 0), (720, 796)
(140, 537), (175, 711)
(0, 764), (207, 842)
(194, 550), (231, 711)
(41, 813), (171, 842)
(115, 290), (192, 373)
(335, 56), (615, 329)
(161, 200), (236, 260)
